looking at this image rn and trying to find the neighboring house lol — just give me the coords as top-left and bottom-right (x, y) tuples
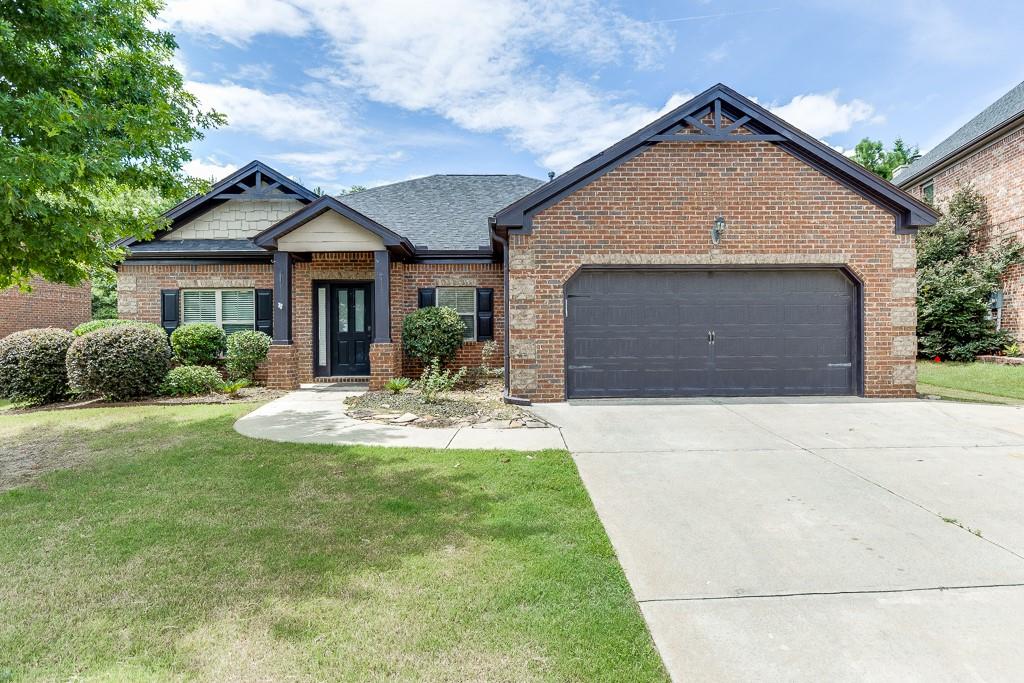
(894, 80), (1024, 343)
(117, 84), (936, 401)
(0, 278), (92, 339)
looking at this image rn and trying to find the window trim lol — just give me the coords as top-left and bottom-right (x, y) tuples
(922, 182), (935, 204)
(435, 286), (477, 341)
(180, 288), (256, 332)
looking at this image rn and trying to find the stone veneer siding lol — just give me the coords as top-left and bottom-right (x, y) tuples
(0, 277), (92, 338)
(507, 140), (918, 402)
(904, 122), (1024, 343)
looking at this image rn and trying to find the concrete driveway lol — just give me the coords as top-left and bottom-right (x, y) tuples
(529, 398), (1024, 682)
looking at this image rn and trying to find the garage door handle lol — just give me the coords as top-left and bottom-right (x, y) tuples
(828, 362), (852, 367)
(568, 365), (593, 370)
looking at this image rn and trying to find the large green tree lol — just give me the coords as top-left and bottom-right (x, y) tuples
(851, 137), (920, 180)
(0, 0), (222, 288)
(917, 185), (1023, 360)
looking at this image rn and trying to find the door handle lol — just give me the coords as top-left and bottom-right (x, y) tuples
(707, 330), (716, 344)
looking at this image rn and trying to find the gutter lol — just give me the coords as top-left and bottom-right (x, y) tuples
(489, 222), (532, 406)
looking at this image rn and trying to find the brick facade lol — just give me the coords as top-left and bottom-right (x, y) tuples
(117, 255), (502, 389)
(506, 140), (918, 402)
(0, 278), (92, 339)
(904, 122), (1024, 342)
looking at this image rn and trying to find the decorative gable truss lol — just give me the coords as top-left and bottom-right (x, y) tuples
(492, 83), (938, 233)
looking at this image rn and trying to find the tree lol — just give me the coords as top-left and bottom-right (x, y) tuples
(341, 185), (368, 195)
(916, 185), (1023, 360)
(851, 137), (920, 180)
(0, 0), (223, 289)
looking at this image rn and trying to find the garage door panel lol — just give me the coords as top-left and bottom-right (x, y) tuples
(565, 269), (857, 398)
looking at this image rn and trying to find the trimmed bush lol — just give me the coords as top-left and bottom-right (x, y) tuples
(402, 307), (465, 366)
(0, 328), (75, 405)
(161, 365), (224, 396)
(225, 330), (272, 381)
(67, 325), (172, 400)
(170, 323), (226, 365)
(73, 318), (163, 337)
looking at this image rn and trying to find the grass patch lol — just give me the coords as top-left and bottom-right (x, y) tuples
(0, 404), (665, 682)
(917, 361), (1024, 402)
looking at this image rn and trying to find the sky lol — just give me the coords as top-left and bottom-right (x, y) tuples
(158, 0), (1024, 192)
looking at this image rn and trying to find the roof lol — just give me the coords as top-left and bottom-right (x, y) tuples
(894, 80), (1024, 187)
(494, 83), (937, 232)
(339, 174), (544, 251)
(116, 160), (317, 248)
(124, 239), (269, 260)
(254, 195), (416, 257)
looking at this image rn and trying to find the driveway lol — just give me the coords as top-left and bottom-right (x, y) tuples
(529, 398), (1024, 682)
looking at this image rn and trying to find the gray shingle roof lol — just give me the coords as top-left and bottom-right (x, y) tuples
(894, 80), (1024, 187)
(338, 174), (544, 251)
(129, 239), (264, 254)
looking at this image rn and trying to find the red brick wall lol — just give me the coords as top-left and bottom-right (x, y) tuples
(507, 140), (918, 402)
(0, 278), (92, 338)
(118, 256), (503, 387)
(904, 122), (1024, 342)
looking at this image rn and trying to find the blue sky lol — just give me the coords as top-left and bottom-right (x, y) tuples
(159, 0), (1024, 192)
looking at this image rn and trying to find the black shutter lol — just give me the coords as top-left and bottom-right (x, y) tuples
(255, 288), (273, 337)
(476, 288), (494, 341)
(418, 288), (436, 308)
(160, 289), (179, 336)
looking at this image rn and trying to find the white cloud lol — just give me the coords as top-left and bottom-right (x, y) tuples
(768, 91), (876, 139)
(158, 0), (311, 46)
(185, 80), (349, 144)
(183, 156), (239, 181)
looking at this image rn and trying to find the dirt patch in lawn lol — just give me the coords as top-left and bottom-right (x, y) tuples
(345, 380), (549, 429)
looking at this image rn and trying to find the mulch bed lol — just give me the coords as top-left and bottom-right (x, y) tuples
(345, 379), (549, 429)
(3, 387), (284, 414)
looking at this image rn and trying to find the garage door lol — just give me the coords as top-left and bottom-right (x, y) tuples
(565, 268), (858, 398)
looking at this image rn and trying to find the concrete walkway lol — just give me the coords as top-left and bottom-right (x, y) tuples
(234, 385), (566, 451)
(530, 398), (1024, 682)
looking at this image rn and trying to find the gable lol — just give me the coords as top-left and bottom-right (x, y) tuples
(493, 83), (938, 233)
(162, 181), (304, 240)
(276, 210), (386, 252)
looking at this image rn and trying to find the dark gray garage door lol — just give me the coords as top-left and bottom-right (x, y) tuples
(565, 268), (858, 398)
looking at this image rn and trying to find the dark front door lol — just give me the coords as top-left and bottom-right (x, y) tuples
(564, 268), (858, 398)
(330, 283), (372, 375)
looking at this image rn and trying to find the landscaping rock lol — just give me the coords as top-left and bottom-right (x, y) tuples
(391, 413), (419, 424)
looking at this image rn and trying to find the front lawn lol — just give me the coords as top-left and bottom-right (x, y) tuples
(917, 360), (1024, 403)
(0, 404), (665, 682)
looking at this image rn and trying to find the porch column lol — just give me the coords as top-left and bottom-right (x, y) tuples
(373, 250), (391, 342)
(272, 251), (292, 344)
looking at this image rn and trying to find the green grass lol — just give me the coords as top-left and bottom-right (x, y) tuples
(917, 360), (1024, 403)
(0, 404), (665, 682)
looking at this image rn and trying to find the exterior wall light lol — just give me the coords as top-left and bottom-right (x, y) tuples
(712, 215), (726, 244)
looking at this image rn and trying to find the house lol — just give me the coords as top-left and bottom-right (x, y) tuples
(893, 80), (1024, 343)
(117, 83), (936, 401)
(0, 278), (92, 339)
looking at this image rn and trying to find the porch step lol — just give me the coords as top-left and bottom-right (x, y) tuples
(314, 376), (371, 384)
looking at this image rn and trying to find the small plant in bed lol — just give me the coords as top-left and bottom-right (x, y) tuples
(419, 358), (466, 403)
(385, 377), (412, 394)
(160, 365), (224, 396)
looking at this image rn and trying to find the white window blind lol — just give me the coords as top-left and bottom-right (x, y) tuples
(181, 289), (255, 333)
(436, 287), (476, 341)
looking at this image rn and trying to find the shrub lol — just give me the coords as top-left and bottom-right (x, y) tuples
(402, 307), (465, 366)
(67, 325), (172, 400)
(418, 358), (467, 404)
(385, 377), (412, 394)
(170, 323), (226, 365)
(917, 185), (1024, 361)
(160, 365), (224, 396)
(225, 330), (272, 381)
(0, 328), (75, 405)
(221, 378), (251, 397)
(73, 318), (163, 336)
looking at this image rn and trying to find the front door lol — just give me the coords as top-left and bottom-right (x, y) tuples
(330, 283), (372, 375)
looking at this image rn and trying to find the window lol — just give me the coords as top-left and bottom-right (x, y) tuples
(922, 182), (934, 205)
(436, 287), (476, 340)
(181, 289), (255, 333)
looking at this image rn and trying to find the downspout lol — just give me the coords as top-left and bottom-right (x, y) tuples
(490, 222), (531, 406)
